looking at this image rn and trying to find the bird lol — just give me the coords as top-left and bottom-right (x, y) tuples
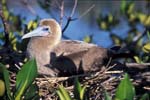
(21, 19), (120, 77)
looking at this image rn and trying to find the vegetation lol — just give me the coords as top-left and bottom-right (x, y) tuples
(0, 0), (149, 100)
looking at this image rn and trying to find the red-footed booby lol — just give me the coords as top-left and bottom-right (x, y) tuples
(22, 19), (110, 76)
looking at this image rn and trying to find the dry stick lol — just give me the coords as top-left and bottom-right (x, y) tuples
(125, 63), (150, 68)
(62, 0), (78, 34)
(62, 1), (95, 34)
(59, 0), (64, 27)
(21, 0), (36, 15)
(78, 4), (95, 19)
(0, 6), (10, 47)
(70, 0), (78, 18)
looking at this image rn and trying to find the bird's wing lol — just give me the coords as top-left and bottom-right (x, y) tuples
(52, 40), (97, 56)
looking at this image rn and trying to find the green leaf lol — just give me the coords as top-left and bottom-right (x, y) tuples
(140, 93), (150, 100)
(74, 78), (82, 100)
(110, 34), (122, 45)
(100, 21), (107, 30)
(147, 31), (150, 42)
(115, 73), (135, 100)
(108, 14), (113, 24)
(143, 43), (150, 53)
(120, 0), (126, 14)
(138, 13), (147, 24)
(24, 83), (39, 100)
(56, 90), (66, 100)
(134, 56), (142, 63)
(80, 86), (86, 100)
(27, 21), (38, 30)
(27, 20), (34, 30)
(84, 36), (91, 43)
(57, 85), (72, 100)
(15, 58), (37, 100)
(127, 2), (134, 14)
(104, 90), (111, 100)
(0, 63), (12, 100)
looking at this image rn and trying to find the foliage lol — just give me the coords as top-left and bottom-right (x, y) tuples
(56, 74), (149, 100)
(0, 59), (39, 100)
(115, 73), (135, 100)
(57, 78), (87, 100)
(0, 0), (149, 99)
(96, 0), (150, 63)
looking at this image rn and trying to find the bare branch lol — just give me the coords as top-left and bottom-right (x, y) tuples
(21, 0), (36, 15)
(78, 4), (95, 19)
(54, 0), (61, 10)
(70, 0), (78, 17)
(59, 0), (64, 27)
(0, 5), (10, 47)
(62, 17), (77, 34)
(62, 3), (95, 34)
(125, 63), (150, 69)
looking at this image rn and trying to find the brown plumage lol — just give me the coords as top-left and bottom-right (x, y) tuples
(22, 19), (111, 76)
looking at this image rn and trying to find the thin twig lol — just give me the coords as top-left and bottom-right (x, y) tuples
(0, 6), (10, 47)
(78, 4), (95, 19)
(21, 0), (36, 15)
(60, 0), (64, 27)
(70, 0), (78, 17)
(125, 63), (150, 68)
(62, 17), (77, 33)
(62, 3), (95, 34)
(62, 0), (78, 34)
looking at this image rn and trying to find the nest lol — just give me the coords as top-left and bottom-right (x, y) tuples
(34, 63), (150, 100)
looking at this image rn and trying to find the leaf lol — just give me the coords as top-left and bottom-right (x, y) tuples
(27, 20), (34, 30)
(120, 0), (126, 14)
(27, 21), (38, 30)
(145, 15), (150, 26)
(147, 31), (150, 42)
(0, 63), (12, 100)
(140, 93), (149, 100)
(0, 80), (5, 96)
(15, 58), (37, 100)
(80, 86), (86, 100)
(74, 78), (82, 100)
(138, 13), (147, 24)
(56, 90), (66, 100)
(115, 73), (135, 100)
(24, 83), (39, 100)
(134, 56), (142, 63)
(100, 21), (107, 30)
(110, 34), (122, 45)
(84, 36), (91, 43)
(142, 43), (150, 53)
(57, 85), (72, 100)
(127, 2), (134, 14)
(108, 14), (113, 24)
(104, 90), (111, 100)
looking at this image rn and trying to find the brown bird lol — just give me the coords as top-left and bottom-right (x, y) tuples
(22, 19), (112, 76)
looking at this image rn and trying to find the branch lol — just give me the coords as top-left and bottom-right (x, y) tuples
(0, 6), (10, 47)
(59, 0), (64, 27)
(125, 63), (150, 69)
(21, 0), (36, 15)
(78, 4), (95, 19)
(62, 3), (95, 34)
(70, 0), (78, 17)
(62, 17), (77, 33)
(62, 0), (78, 34)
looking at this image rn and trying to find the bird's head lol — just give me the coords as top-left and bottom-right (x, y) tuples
(22, 19), (62, 39)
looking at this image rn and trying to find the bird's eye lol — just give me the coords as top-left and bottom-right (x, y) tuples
(43, 27), (49, 31)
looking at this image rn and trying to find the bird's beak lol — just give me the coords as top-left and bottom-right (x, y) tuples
(22, 26), (51, 39)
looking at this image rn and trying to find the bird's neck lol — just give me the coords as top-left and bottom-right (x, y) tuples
(29, 35), (61, 52)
